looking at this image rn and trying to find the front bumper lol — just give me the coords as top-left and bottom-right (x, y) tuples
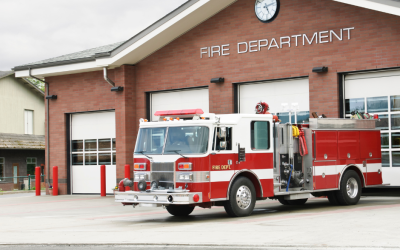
(115, 190), (203, 206)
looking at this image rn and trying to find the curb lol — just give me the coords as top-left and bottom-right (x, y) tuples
(0, 190), (37, 195)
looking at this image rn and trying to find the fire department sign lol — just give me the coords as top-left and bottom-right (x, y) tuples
(200, 27), (354, 58)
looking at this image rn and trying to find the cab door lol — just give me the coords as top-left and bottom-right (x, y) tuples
(209, 127), (236, 200)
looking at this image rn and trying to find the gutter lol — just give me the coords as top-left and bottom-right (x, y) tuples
(29, 68), (51, 191)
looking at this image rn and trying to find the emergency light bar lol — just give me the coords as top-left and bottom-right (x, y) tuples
(154, 109), (204, 116)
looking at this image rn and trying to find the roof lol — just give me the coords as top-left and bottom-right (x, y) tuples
(0, 70), (44, 96)
(14, 41), (125, 70)
(0, 71), (14, 79)
(0, 133), (45, 150)
(13, 0), (400, 78)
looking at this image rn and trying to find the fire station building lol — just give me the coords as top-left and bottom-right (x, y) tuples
(13, 0), (400, 194)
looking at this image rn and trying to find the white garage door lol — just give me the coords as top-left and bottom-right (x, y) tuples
(71, 111), (116, 194)
(151, 88), (209, 121)
(239, 78), (310, 123)
(345, 69), (400, 186)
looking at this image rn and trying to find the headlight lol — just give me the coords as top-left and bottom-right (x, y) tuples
(179, 173), (193, 181)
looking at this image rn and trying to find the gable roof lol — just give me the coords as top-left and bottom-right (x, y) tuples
(13, 0), (400, 78)
(0, 71), (14, 79)
(0, 71), (44, 96)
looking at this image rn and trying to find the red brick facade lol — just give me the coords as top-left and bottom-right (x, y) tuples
(46, 0), (400, 194)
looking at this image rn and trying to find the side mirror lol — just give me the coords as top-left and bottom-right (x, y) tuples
(220, 141), (227, 149)
(218, 127), (227, 138)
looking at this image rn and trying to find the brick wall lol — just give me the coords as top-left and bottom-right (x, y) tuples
(46, 0), (400, 194)
(46, 65), (136, 194)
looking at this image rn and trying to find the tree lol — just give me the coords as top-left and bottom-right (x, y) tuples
(26, 78), (45, 91)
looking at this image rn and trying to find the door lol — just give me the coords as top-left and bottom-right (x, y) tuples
(13, 164), (19, 190)
(345, 70), (400, 186)
(71, 111), (116, 194)
(238, 78), (310, 123)
(150, 88), (209, 121)
(313, 131), (338, 190)
(209, 127), (235, 199)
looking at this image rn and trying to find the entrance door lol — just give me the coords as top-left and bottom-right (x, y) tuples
(13, 164), (19, 190)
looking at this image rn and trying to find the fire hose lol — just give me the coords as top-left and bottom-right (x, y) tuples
(298, 129), (308, 156)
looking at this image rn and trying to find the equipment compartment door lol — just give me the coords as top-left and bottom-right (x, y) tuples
(366, 159), (383, 186)
(313, 161), (337, 190)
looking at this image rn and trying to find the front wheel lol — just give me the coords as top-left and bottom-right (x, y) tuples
(166, 205), (195, 216)
(224, 177), (256, 217)
(336, 170), (362, 205)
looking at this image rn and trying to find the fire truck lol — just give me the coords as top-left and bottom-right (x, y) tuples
(115, 107), (384, 217)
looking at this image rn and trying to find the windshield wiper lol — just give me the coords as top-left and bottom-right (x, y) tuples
(166, 150), (188, 159)
(136, 151), (153, 161)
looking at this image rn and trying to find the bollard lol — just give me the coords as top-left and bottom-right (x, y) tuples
(101, 165), (106, 196)
(53, 166), (58, 196)
(124, 164), (131, 191)
(35, 167), (41, 196)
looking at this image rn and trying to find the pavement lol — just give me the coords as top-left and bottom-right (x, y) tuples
(0, 193), (399, 249)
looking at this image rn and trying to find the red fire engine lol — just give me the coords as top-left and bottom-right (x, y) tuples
(115, 107), (385, 217)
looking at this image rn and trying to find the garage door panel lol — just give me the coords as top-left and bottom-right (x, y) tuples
(72, 165), (116, 194)
(72, 111), (116, 140)
(239, 78), (309, 114)
(151, 88), (209, 121)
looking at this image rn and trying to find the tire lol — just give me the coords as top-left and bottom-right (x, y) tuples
(336, 170), (362, 206)
(327, 191), (339, 205)
(287, 199), (308, 205)
(165, 205), (195, 216)
(224, 177), (256, 217)
(278, 197), (290, 205)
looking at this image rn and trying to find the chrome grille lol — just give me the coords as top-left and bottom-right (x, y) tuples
(151, 162), (175, 189)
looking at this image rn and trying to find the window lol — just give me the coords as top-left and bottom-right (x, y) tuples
(275, 111), (310, 124)
(346, 95), (400, 167)
(24, 110), (33, 134)
(26, 157), (37, 176)
(212, 127), (232, 151)
(0, 158), (4, 178)
(251, 121), (270, 150)
(71, 138), (116, 166)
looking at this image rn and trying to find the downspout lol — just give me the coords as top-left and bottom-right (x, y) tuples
(29, 68), (50, 189)
(103, 67), (115, 87)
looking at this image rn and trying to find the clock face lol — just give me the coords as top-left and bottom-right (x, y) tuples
(255, 0), (280, 23)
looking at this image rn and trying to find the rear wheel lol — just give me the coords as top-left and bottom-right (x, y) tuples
(166, 205), (195, 216)
(277, 197), (290, 205)
(224, 177), (256, 217)
(287, 199), (308, 205)
(336, 170), (362, 205)
(327, 191), (339, 205)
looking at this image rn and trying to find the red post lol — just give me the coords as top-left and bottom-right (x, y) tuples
(101, 165), (106, 196)
(53, 166), (58, 196)
(35, 166), (41, 196)
(124, 164), (131, 191)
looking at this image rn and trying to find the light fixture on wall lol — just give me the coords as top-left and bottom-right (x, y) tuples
(111, 86), (124, 92)
(210, 77), (224, 83)
(312, 66), (328, 73)
(45, 95), (57, 100)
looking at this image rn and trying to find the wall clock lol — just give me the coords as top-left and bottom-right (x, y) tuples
(255, 0), (280, 23)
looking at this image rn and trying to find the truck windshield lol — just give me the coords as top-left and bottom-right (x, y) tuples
(134, 126), (209, 155)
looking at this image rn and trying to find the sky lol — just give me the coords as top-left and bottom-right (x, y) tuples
(0, 0), (188, 71)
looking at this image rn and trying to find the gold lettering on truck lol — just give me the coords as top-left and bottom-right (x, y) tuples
(212, 165), (231, 170)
